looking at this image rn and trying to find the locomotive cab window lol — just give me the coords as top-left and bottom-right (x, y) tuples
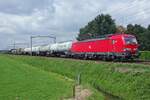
(124, 37), (137, 44)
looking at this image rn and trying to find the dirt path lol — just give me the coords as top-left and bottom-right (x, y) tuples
(63, 85), (92, 100)
(75, 85), (91, 100)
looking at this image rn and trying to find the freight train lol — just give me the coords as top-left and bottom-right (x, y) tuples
(11, 33), (140, 60)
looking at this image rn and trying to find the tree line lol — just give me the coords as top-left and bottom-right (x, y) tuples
(77, 14), (150, 51)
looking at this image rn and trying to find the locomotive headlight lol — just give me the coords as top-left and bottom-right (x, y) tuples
(133, 48), (137, 51)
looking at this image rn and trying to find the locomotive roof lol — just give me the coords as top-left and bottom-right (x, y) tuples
(57, 40), (72, 43)
(77, 33), (134, 42)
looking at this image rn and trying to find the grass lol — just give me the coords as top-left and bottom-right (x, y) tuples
(0, 55), (74, 100)
(1, 54), (150, 100)
(140, 51), (150, 60)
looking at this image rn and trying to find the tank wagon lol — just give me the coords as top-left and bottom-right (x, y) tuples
(11, 33), (140, 60)
(50, 41), (72, 56)
(38, 45), (51, 56)
(24, 48), (31, 55)
(11, 48), (24, 55)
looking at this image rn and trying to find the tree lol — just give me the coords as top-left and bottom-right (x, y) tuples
(147, 25), (150, 30)
(145, 25), (150, 50)
(77, 14), (116, 41)
(126, 24), (134, 34)
(116, 25), (126, 33)
(126, 24), (150, 50)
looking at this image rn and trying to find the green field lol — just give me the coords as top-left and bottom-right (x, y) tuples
(0, 55), (73, 100)
(0, 54), (150, 100)
(140, 51), (150, 60)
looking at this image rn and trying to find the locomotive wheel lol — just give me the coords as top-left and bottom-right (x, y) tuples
(83, 54), (88, 60)
(110, 55), (117, 61)
(102, 56), (107, 61)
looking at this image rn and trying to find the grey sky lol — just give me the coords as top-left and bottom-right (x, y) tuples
(0, 0), (150, 49)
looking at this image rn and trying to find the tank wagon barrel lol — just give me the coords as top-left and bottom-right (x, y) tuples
(38, 45), (51, 56)
(50, 42), (72, 56)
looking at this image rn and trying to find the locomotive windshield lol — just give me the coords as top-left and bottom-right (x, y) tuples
(124, 37), (137, 44)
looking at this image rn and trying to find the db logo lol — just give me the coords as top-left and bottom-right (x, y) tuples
(89, 45), (91, 49)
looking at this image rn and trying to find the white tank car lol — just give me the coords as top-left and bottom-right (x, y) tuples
(24, 48), (31, 53)
(50, 43), (58, 51)
(50, 41), (72, 52)
(32, 46), (40, 52)
(39, 45), (51, 52)
(11, 49), (17, 54)
(16, 48), (24, 54)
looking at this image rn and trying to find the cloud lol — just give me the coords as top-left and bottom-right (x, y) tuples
(104, 0), (150, 26)
(0, 0), (54, 15)
(0, 0), (150, 49)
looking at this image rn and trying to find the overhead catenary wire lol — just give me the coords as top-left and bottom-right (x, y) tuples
(102, 0), (150, 26)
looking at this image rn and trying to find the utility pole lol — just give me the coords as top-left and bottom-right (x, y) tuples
(13, 41), (16, 49)
(30, 35), (56, 56)
(30, 36), (32, 56)
(9, 42), (29, 50)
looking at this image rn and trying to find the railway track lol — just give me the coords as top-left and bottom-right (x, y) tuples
(129, 59), (150, 65)
(45, 55), (150, 65)
(11, 54), (150, 65)
(67, 58), (150, 65)
(60, 56), (150, 65)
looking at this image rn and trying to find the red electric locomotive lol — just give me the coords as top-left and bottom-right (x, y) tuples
(70, 33), (139, 60)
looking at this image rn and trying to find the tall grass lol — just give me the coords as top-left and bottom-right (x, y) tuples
(140, 51), (150, 60)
